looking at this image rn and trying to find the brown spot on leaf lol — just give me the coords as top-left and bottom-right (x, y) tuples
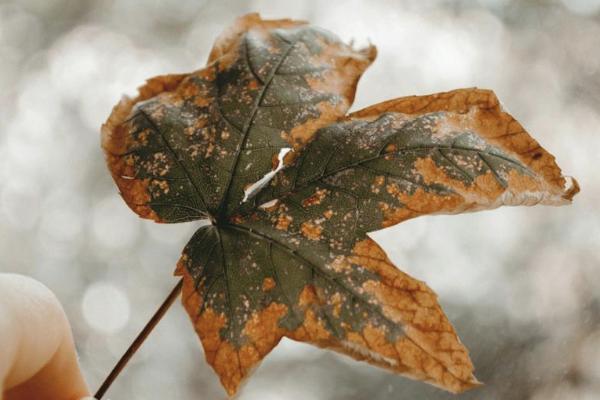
(288, 102), (342, 148)
(302, 188), (329, 207)
(230, 214), (245, 224)
(300, 221), (323, 240)
(149, 179), (170, 195)
(327, 256), (352, 273)
(297, 284), (317, 307)
(384, 143), (398, 153)
(275, 213), (292, 231)
(330, 292), (343, 318)
(262, 277), (276, 292)
(381, 185), (464, 228)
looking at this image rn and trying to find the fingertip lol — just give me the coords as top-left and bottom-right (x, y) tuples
(0, 273), (90, 399)
(0, 273), (68, 389)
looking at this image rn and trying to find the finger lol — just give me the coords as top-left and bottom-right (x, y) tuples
(0, 273), (90, 400)
(3, 333), (90, 400)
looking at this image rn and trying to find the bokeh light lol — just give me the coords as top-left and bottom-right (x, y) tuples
(82, 281), (131, 334)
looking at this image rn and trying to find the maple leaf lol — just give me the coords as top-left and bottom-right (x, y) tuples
(101, 13), (579, 396)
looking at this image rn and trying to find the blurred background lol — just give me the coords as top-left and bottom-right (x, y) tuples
(0, 0), (599, 398)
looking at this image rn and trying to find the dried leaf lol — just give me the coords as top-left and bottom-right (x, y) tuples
(102, 14), (579, 397)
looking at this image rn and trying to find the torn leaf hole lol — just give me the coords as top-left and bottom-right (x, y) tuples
(242, 147), (292, 202)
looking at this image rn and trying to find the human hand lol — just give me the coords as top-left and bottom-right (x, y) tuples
(0, 273), (91, 400)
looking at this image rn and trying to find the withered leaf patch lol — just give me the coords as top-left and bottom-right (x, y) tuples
(101, 13), (579, 396)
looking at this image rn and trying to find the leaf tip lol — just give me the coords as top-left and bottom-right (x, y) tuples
(562, 175), (580, 202)
(361, 42), (378, 64)
(451, 374), (484, 393)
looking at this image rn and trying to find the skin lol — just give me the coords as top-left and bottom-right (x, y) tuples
(0, 273), (91, 400)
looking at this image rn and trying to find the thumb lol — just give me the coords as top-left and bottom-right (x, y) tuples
(0, 273), (90, 400)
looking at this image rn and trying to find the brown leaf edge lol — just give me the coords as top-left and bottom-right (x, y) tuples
(101, 73), (187, 222)
(175, 238), (481, 396)
(349, 87), (580, 203)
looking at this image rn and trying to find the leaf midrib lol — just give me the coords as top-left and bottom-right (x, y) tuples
(269, 143), (532, 205)
(216, 37), (298, 221)
(308, 144), (527, 184)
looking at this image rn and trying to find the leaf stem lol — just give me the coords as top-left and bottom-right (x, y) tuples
(94, 278), (183, 399)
